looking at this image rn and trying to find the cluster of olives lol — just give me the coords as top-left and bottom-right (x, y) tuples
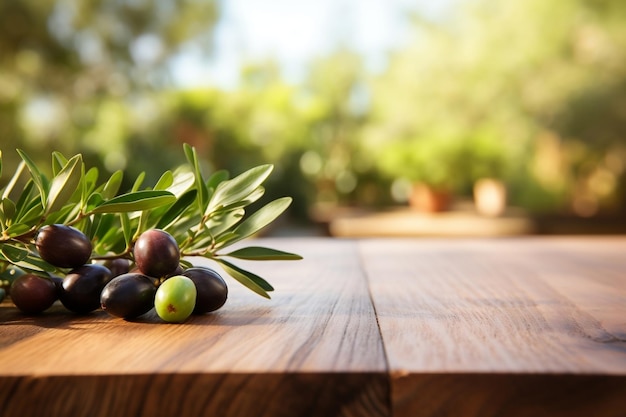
(8, 225), (228, 323)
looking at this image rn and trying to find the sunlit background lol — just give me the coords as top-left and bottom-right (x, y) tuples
(1, 0), (625, 236)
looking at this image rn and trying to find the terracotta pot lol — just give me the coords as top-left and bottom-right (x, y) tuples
(409, 183), (451, 212)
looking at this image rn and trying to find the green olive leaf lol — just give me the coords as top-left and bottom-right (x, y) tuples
(212, 186), (265, 214)
(205, 164), (273, 215)
(14, 253), (56, 273)
(131, 172), (146, 192)
(13, 181), (35, 220)
(43, 203), (78, 226)
(101, 170), (123, 200)
(223, 246), (303, 261)
(184, 143), (209, 212)
(94, 217), (126, 254)
(91, 190), (176, 213)
(91, 213), (116, 243)
(168, 170), (195, 198)
(1, 244), (29, 263)
(4, 224), (32, 238)
(51, 151), (69, 176)
(213, 231), (239, 247)
(215, 258), (273, 298)
(17, 201), (44, 225)
(206, 169), (229, 198)
(120, 212), (132, 247)
(1, 198), (16, 224)
(228, 197), (292, 244)
(206, 208), (245, 237)
(1, 160), (26, 201)
(46, 154), (83, 215)
(154, 170), (174, 191)
(84, 167), (99, 191)
(155, 188), (198, 230)
(16, 149), (48, 206)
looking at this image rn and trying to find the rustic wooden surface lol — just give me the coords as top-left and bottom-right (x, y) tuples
(361, 238), (626, 417)
(0, 239), (388, 417)
(1, 237), (625, 417)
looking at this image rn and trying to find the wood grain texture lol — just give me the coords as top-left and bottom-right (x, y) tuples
(0, 239), (389, 417)
(2, 237), (626, 417)
(360, 237), (626, 417)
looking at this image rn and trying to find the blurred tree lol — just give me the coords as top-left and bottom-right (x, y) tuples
(367, 0), (626, 214)
(0, 0), (218, 183)
(299, 49), (391, 210)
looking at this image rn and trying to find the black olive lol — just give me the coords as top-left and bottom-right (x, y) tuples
(36, 224), (92, 268)
(59, 264), (112, 313)
(133, 229), (180, 278)
(183, 267), (228, 314)
(101, 273), (157, 319)
(10, 274), (58, 314)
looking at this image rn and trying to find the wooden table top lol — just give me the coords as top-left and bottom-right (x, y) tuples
(1, 237), (625, 417)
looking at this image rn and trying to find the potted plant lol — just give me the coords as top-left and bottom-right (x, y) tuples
(376, 134), (467, 212)
(374, 125), (515, 214)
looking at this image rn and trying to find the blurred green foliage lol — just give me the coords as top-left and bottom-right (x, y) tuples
(1, 0), (625, 225)
(368, 0), (626, 215)
(0, 0), (217, 175)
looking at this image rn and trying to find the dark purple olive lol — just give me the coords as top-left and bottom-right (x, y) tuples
(10, 274), (58, 314)
(59, 264), (112, 313)
(182, 267), (228, 314)
(103, 258), (131, 278)
(133, 229), (180, 278)
(101, 273), (157, 319)
(35, 224), (92, 268)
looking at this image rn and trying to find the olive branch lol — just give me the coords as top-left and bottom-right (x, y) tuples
(0, 144), (301, 299)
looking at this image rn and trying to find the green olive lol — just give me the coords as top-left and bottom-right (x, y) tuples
(154, 275), (196, 323)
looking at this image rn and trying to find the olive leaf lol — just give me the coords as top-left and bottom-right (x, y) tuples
(81, 167), (99, 208)
(205, 164), (273, 215)
(46, 154), (83, 216)
(101, 170), (124, 200)
(206, 169), (229, 197)
(2, 161), (26, 201)
(51, 151), (69, 176)
(184, 143), (209, 212)
(1, 244), (29, 263)
(1, 198), (16, 224)
(154, 170), (174, 191)
(16, 149), (48, 206)
(90, 190), (176, 213)
(226, 197), (292, 245)
(4, 223), (32, 237)
(155, 189), (198, 230)
(214, 258), (273, 299)
(131, 172), (146, 192)
(222, 246), (302, 261)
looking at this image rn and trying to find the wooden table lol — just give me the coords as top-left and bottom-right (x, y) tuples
(1, 237), (625, 417)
